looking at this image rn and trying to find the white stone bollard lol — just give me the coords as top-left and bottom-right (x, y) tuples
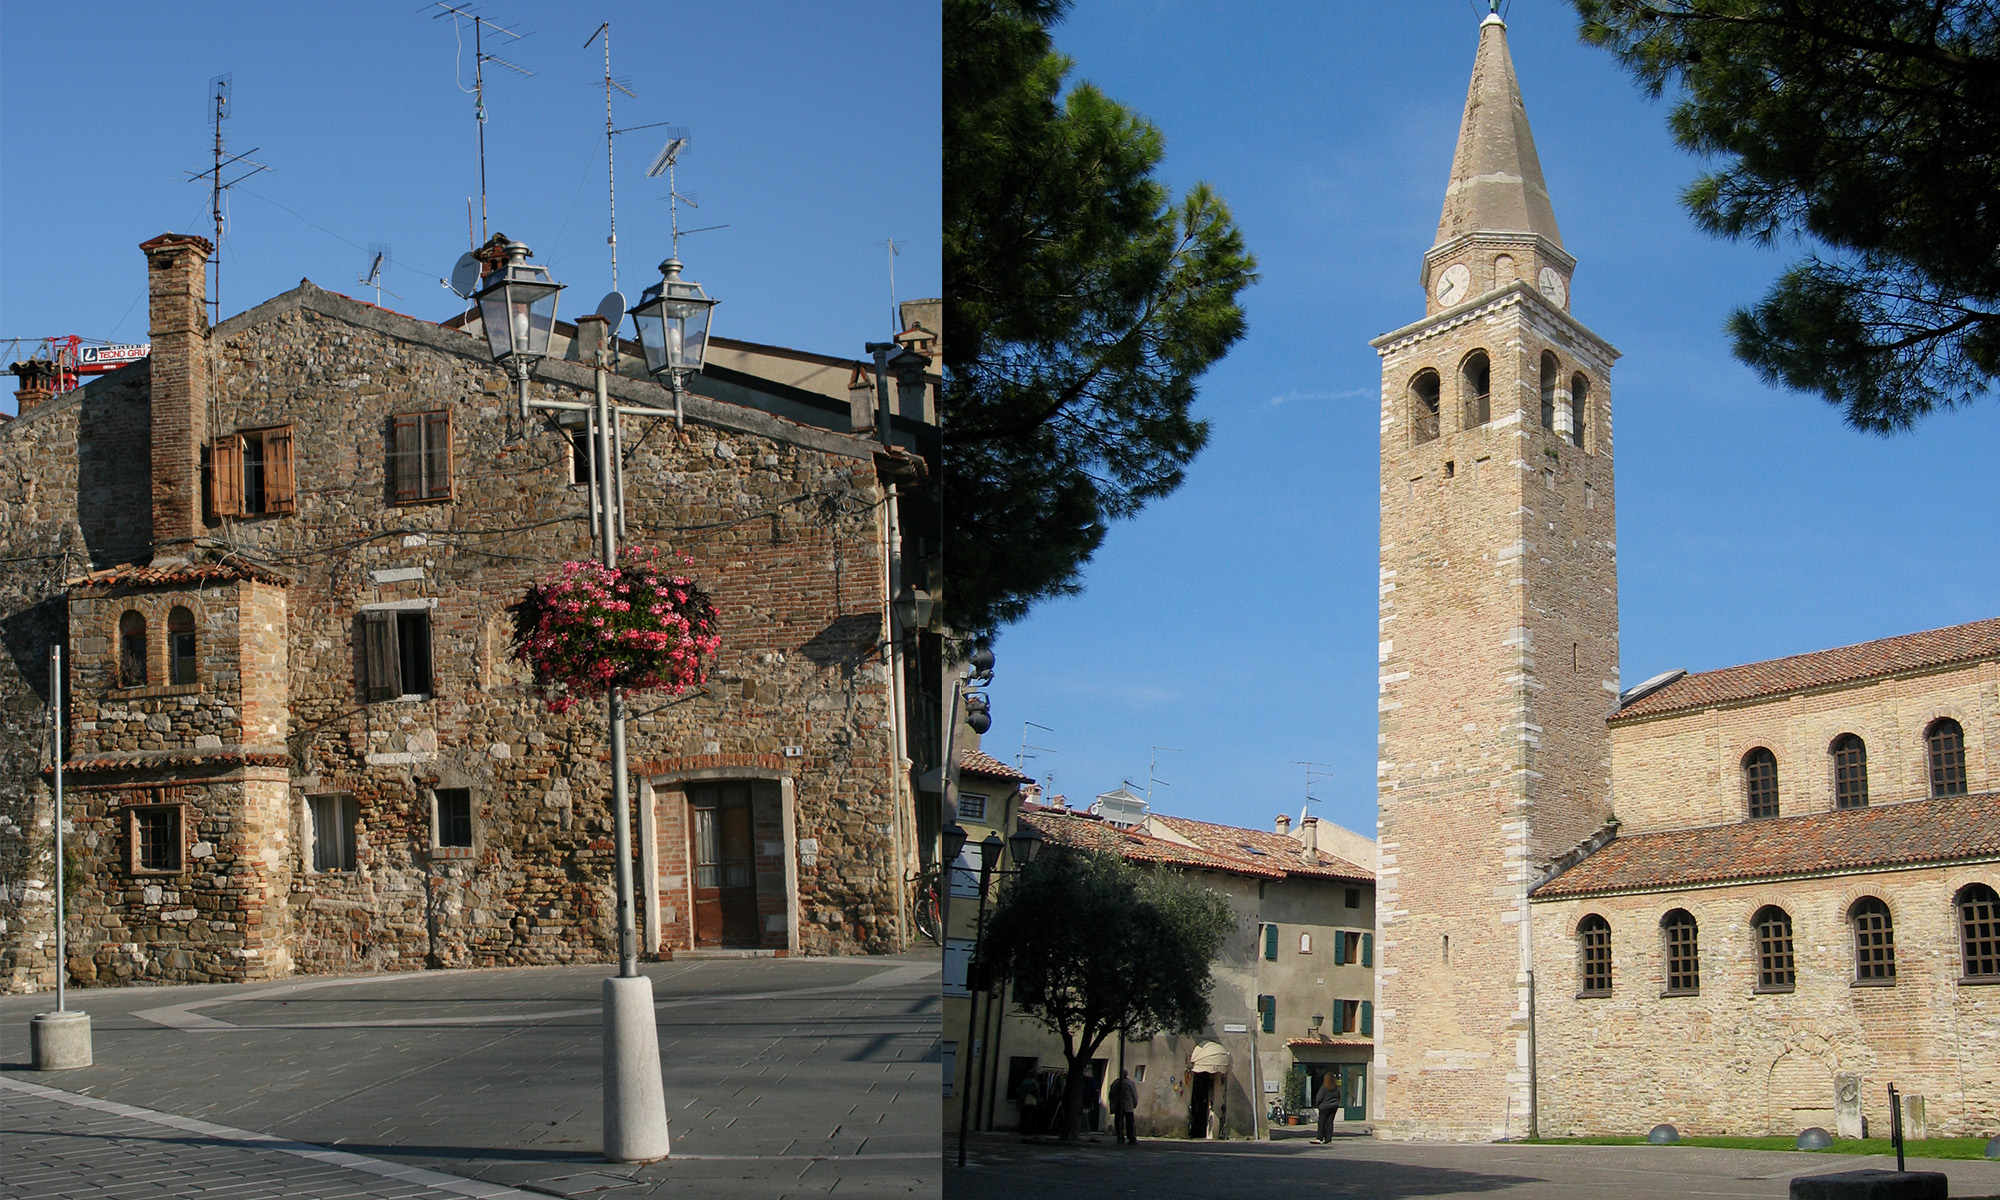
(30, 1010), (92, 1070)
(602, 976), (669, 1163)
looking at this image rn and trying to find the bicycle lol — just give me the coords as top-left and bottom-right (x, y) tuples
(909, 864), (943, 944)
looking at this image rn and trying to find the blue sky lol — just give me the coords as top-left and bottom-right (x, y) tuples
(982, 1), (2000, 843)
(1, 1), (939, 414)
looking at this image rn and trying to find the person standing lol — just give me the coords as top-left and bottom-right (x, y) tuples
(1313, 1076), (1341, 1143)
(1108, 1068), (1138, 1145)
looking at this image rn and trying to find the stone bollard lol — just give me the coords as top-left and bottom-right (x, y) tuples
(1901, 1095), (1926, 1142)
(1834, 1074), (1865, 1140)
(29, 1010), (93, 1070)
(1789, 1169), (1947, 1200)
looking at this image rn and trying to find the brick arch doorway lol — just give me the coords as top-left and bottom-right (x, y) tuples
(639, 764), (800, 955)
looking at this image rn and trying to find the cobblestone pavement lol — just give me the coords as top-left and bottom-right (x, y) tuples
(943, 1131), (2000, 1200)
(1, 953), (940, 1198)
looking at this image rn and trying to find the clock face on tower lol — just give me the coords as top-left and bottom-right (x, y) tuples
(1434, 262), (1471, 307)
(1538, 267), (1568, 310)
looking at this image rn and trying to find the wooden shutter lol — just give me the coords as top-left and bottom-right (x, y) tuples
(1258, 994), (1275, 1034)
(422, 410), (453, 500)
(262, 425), (296, 513)
(1263, 923), (1278, 961)
(390, 414), (422, 503)
(209, 434), (244, 517)
(1361, 932), (1373, 968)
(360, 611), (400, 701)
(1360, 1000), (1373, 1036)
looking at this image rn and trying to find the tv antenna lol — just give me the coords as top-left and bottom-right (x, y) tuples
(184, 74), (269, 324)
(645, 131), (728, 257)
(585, 21), (680, 296)
(434, 3), (532, 245)
(357, 244), (402, 306)
(1147, 745), (1181, 805)
(878, 237), (903, 335)
(1017, 721), (1056, 776)
(1292, 760), (1336, 827)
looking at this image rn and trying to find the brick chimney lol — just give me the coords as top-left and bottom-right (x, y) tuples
(1274, 813), (1291, 835)
(9, 359), (60, 413)
(140, 233), (214, 551)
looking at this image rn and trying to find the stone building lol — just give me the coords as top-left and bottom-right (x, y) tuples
(963, 799), (1374, 1141)
(1371, 12), (1998, 1140)
(0, 231), (940, 992)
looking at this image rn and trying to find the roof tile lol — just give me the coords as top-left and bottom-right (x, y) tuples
(1150, 815), (1373, 882)
(959, 747), (1032, 783)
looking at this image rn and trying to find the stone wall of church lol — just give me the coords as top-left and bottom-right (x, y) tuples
(1531, 865), (2000, 1137)
(1609, 663), (1999, 834)
(1374, 289), (1619, 1139)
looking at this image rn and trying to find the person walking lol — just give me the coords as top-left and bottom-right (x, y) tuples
(1108, 1068), (1138, 1145)
(1312, 1076), (1341, 1143)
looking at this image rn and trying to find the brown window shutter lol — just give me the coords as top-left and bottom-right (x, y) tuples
(423, 409), (453, 500)
(263, 425), (297, 513)
(210, 434), (244, 517)
(361, 611), (401, 701)
(390, 413), (422, 503)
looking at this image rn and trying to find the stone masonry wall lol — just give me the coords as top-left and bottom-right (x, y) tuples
(1532, 865), (2000, 1137)
(1373, 285), (1618, 1139)
(1610, 662), (1999, 834)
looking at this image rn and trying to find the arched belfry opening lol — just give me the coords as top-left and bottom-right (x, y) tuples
(1460, 351), (1490, 430)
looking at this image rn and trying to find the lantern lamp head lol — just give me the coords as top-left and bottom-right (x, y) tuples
(629, 257), (718, 380)
(472, 240), (563, 367)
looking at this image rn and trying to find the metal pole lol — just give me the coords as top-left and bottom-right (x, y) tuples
(51, 644), (64, 1014)
(595, 348), (636, 978)
(1526, 969), (1538, 1139)
(955, 862), (993, 1168)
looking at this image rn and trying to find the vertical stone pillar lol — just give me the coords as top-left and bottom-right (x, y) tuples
(138, 233), (214, 550)
(1834, 1073), (1864, 1139)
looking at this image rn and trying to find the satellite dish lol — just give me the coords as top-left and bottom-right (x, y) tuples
(448, 252), (481, 299)
(596, 290), (627, 328)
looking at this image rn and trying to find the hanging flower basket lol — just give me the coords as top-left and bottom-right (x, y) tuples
(511, 546), (721, 714)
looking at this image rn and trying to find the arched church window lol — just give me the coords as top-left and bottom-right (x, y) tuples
(1662, 909), (1699, 994)
(1568, 373), (1589, 449)
(1851, 897), (1896, 982)
(118, 610), (148, 687)
(1539, 352), (1559, 431)
(1410, 370), (1441, 445)
(1958, 883), (1999, 980)
(1577, 914), (1611, 995)
(1832, 733), (1868, 809)
(1753, 905), (1795, 991)
(1927, 718), (1967, 797)
(1460, 352), (1490, 430)
(169, 606), (198, 686)
(1743, 747), (1779, 820)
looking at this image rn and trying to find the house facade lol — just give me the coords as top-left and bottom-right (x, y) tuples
(0, 232), (939, 992)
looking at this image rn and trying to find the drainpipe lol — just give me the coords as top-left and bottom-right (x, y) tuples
(866, 342), (912, 952)
(1527, 968), (1539, 1140)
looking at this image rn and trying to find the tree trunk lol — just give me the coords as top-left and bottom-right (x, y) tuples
(1059, 1050), (1094, 1141)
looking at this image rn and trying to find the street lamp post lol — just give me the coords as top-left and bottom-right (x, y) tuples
(472, 239), (718, 1164)
(952, 822), (1041, 1167)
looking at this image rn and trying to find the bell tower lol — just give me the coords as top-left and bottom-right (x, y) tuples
(1370, 12), (1619, 1139)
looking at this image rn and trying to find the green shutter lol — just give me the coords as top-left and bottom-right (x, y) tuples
(1332, 932), (1345, 965)
(1259, 994), (1275, 1033)
(1361, 932), (1373, 968)
(1264, 923), (1278, 961)
(1360, 1000), (1373, 1036)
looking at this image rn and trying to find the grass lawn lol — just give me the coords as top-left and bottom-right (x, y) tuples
(1520, 1135), (1996, 1161)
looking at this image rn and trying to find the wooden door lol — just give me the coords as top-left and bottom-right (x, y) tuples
(689, 782), (758, 947)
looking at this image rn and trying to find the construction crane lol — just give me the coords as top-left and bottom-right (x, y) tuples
(4, 336), (151, 398)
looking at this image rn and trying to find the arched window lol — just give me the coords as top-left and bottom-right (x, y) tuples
(1851, 897), (1896, 982)
(118, 610), (147, 687)
(1753, 905), (1795, 991)
(1410, 370), (1441, 445)
(1662, 909), (1699, 994)
(1577, 914), (1611, 995)
(1927, 718), (1967, 797)
(1568, 373), (1589, 448)
(1958, 884), (1999, 980)
(1743, 747), (1779, 820)
(1832, 734), (1868, 809)
(1461, 351), (1490, 430)
(168, 606), (197, 686)
(1539, 352), (1559, 431)
(1299, 932), (1312, 955)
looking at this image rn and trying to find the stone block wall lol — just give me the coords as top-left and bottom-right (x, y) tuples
(1610, 663), (1998, 834)
(1531, 865), (2000, 1137)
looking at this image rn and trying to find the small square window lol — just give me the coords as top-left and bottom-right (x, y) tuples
(389, 410), (454, 504)
(209, 426), (296, 517)
(309, 794), (357, 872)
(1345, 887), (1361, 909)
(436, 788), (473, 849)
(957, 792), (988, 823)
(129, 806), (184, 874)
(360, 609), (434, 701)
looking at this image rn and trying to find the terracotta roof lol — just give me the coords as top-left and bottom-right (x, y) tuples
(959, 747), (1032, 783)
(51, 749), (293, 775)
(1149, 814), (1373, 882)
(1612, 616), (2000, 722)
(1020, 804), (1287, 879)
(1531, 791), (2000, 900)
(70, 559), (290, 591)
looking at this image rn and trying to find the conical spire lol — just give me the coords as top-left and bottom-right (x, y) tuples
(1435, 14), (1562, 248)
